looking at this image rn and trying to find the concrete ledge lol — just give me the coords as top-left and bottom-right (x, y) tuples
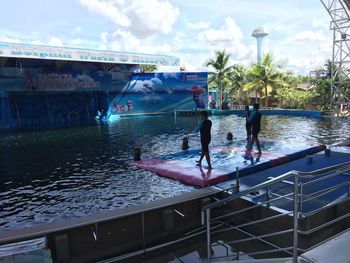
(0, 187), (224, 262)
(211, 109), (322, 118)
(0, 187), (220, 245)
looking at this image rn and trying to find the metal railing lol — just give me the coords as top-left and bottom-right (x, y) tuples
(202, 160), (350, 263)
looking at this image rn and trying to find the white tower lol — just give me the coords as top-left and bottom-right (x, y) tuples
(252, 27), (268, 64)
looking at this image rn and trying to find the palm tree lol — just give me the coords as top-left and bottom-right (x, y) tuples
(227, 64), (246, 101)
(140, 64), (157, 73)
(245, 53), (283, 107)
(206, 50), (234, 110)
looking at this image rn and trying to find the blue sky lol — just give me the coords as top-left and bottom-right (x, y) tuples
(0, 0), (332, 75)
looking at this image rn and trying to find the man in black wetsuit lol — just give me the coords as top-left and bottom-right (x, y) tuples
(247, 103), (262, 154)
(244, 105), (252, 141)
(195, 111), (212, 169)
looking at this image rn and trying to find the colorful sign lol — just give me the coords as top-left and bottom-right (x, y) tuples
(0, 42), (180, 66)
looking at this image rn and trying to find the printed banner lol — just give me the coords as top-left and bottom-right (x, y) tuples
(109, 72), (208, 114)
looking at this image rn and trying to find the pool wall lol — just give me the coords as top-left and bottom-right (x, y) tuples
(0, 187), (222, 263)
(212, 109), (322, 118)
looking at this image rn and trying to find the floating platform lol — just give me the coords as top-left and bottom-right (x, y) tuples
(174, 109), (208, 117)
(135, 144), (326, 187)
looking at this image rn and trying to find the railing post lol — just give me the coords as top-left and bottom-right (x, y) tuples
(235, 167), (240, 191)
(206, 208), (211, 263)
(299, 184), (303, 215)
(293, 174), (299, 263)
(142, 212), (146, 253)
(266, 185), (270, 207)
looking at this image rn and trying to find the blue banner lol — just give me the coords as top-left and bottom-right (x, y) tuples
(109, 72), (208, 115)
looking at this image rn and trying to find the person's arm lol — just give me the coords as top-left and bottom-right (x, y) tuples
(195, 121), (203, 132)
(247, 111), (256, 123)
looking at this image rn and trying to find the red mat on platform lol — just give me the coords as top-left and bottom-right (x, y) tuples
(134, 145), (326, 187)
(135, 158), (231, 187)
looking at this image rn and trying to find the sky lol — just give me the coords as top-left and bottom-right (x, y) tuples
(0, 0), (333, 75)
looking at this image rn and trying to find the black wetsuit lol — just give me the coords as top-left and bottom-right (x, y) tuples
(245, 110), (252, 139)
(251, 111), (262, 137)
(200, 119), (212, 152)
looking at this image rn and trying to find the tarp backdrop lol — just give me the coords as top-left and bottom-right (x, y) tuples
(110, 72), (208, 115)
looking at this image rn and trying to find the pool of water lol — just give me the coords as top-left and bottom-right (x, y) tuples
(0, 114), (350, 230)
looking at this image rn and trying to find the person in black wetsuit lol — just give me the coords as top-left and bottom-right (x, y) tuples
(247, 103), (262, 154)
(244, 105), (252, 141)
(195, 111), (212, 169)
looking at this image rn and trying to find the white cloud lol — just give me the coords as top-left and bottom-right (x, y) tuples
(293, 30), (328, 42)
(75, 26), (82, 32)
(31, 37), (64, 47)
(47, 37), (64, 46)
(79, 0), (130, 26)
(131, 78), (162, 93)
(79, 0), (180, 38)
(99, 29), (172, 54)
(188, 21), (210, 30)
(71, 38), (82, 45)
(272, 33), (332, 75)
(197, 17), (243, 45)
(172, 32), (186, 51)
(312, 18), (329, 30)
(0, 36), (21, 43)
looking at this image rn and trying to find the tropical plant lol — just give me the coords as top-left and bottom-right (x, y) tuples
(140, 64), (157, 73)
(275, 87), (312, 109)
(224, 64), (248, 105)
(244, 53), (284, 107)
(206, 50), (234, 109)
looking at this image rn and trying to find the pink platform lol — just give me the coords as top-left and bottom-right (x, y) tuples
(134, 144), (326, 187)
(135, 158), (231, 187)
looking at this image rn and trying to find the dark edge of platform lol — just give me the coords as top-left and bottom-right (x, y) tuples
(0, 187), (220, 245)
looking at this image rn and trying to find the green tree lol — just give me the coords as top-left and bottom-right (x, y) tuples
(227, 64), (247, 103)
(275, 87), (312, 109)
(206, 50), (234, 109)
(245, 53), (284, 107)
(140, 64), (157, 73)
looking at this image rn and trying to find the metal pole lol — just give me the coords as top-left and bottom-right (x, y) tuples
(236, 167), (240, 190)
(266, 186), (270, 207)
(331, 27), (336, 106)
(206, 208), (211, 263)
(299, 184), (303, 215)
(293, 174), (299, 263)
(142, 212), (146, 253)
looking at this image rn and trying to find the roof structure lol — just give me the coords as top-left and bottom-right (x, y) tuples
(0, 42), (180, 67)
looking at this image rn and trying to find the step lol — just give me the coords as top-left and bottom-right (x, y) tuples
(300, 229), (350, 263)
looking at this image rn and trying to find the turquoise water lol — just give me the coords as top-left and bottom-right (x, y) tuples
(0, 114), (350, 230)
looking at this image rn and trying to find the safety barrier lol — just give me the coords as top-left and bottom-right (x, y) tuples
(202, 160), (350, 262)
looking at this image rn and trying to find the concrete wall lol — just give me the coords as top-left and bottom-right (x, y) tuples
(212, 109), (322, 118)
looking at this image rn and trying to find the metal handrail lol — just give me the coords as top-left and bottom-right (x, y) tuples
(212, 191), (294, 222)
(203, 159), (350, 263)
(203, 171), (297, 211)
(203, 160), (350, 211)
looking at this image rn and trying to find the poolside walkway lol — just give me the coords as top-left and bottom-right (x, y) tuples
(217, 149), (350, 195)
(300, 229), (350, 263)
